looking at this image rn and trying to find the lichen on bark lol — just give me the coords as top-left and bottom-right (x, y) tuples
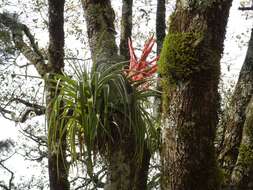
(81, 0), (119, 64)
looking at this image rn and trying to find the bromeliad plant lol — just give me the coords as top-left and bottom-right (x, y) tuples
(126, 36), (159, 82)
(48, 60), (159, 174)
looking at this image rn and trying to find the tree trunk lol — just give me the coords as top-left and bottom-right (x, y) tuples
(159, 0), (232, 189)
(47, 0), (70, 190)
(81, 1), (150, 189)
(0, 7), (69, 190)
(135, 144), (151, 190)
(156, 0), (166, 55)
(230, 97), (253, 189)
(81, 0), (119, 65)
(218, 28), (253, 186)
(104, 140), (138, 190)
(120, 0), (133, 60)
(154, 0), (166, 118)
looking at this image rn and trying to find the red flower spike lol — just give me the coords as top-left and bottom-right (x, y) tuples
(145, 64), (158, 77)
(140, 38), (155, 60)
(126, 36), (159, 88)
(128, 38), (137, 64)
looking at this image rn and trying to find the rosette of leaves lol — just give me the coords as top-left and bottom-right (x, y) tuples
(48, 62), (159, 174)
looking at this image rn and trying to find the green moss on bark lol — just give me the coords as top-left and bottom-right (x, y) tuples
(158, 32), (203, 82)
(158, 31), (203, 109)
(238, 145), (253, 168)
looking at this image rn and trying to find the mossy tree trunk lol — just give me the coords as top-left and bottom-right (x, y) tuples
(218, 28), (253, 188)
(159, 0), (232, 189)
(81, 1), (150, 189)
(47, 0), (70, 190)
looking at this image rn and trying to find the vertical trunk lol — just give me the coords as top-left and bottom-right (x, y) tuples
(81, 0), (118, 64)
(81, 1), (149, 189)
(104, 133), (150, 190)
(155, 1), (166, 187)
(120, 0), (133, 60)
(105, 141), (150, 190)
(156, 0), (166, 55)
(121, 1), (151, 188)
(47, 0), (69, 190)
(230, 97), (253, 189)
(159, 0), (232, 189)
(135, 142), (151, 190)
(218, 28), (253, 185)
(104, 140), (137, 190)
(154, 0), (166, 118)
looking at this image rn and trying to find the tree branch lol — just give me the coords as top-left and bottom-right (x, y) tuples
(0, 163), (14, 190)
(0, 98), (45, 122)
(11, 98), (45, 110)
(0, 151), (15, 190)
(238, 6), (253, 11)
(156, 0), (166, 55)
(120, 0), (133, 60)
(218, 28), (253, 184)
(0, 13), (48, 77)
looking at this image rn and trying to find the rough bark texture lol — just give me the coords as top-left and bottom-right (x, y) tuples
(81, 1), (149, 189)
(156, 0), (166, 55)
(230, 98), (253, 189)
(120, 0), (133, 60)
(135, 144), (151, 190)
(159, 0), (232, 189)
(47, 0), (70, 190)
(154, 0), (166, 119)
(219, 28), (253, 185)
(102, 113), (152, 190)
(104, 138), (136, 190)
(81, 0), (120, 64)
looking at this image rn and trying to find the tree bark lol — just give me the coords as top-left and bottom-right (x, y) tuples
(159, 0), (232, 189)
(156, 0), (166, 55)
(230, 97), (253, 189)
(81, 0), (119, 65)
(154, 0), (166, 119)
(104, 140), (138, 190)
(218, 28), (253, 188)
(120, 0), (133, 60)
(135, 143), (151, 190)
(47, 0), (70, 190)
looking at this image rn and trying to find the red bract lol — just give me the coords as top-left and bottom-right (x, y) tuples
(126, 36), (159, 82)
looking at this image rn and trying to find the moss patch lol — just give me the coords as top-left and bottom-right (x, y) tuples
(238, 144), (253, 168)
(158, 32), (203, 84)
(158, 32), (203, 109)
